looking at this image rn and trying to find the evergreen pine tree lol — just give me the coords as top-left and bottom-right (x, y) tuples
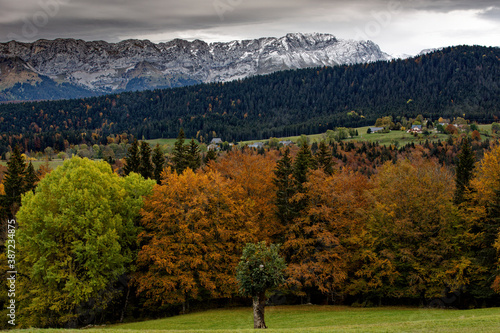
(273, 147), (295, 227)
(314, 141), (334, 175)
(1, 146), (27, 218)
(24, 162), (39, 193)
(454, 138), (475, 205)
(123, 139), (141, 175)
(204, 149), (217, 165)
(172, 129), (189, 174)
(139, 141), (154, 180)
(152, 144), (165, 185)
(187, 139), (201, 171)
(292, 141), (313, 213)
(293, 141), (313, 187)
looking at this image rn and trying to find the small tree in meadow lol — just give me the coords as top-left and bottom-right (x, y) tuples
(236, 242), (286, 329)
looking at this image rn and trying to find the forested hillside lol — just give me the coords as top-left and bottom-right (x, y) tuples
(0, 45), (498, 155)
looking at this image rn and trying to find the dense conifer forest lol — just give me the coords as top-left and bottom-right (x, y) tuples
(0, 45), (498, 155)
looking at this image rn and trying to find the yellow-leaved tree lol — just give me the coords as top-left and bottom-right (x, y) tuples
(463, 145), (500, 296)
(366, 158), (467, 301)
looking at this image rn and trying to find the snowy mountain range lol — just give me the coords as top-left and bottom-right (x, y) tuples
(0, 33), (394, 101)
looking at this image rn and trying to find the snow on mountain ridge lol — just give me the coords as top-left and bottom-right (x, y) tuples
(0, 33), (392, 95)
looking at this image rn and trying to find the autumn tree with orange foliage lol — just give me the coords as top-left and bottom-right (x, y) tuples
(208, 149), (280, 241)
(283, 168), (371, 303)
(134, 168), (258, 312)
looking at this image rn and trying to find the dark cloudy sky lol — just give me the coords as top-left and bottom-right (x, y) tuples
(1, 0), (499, 55)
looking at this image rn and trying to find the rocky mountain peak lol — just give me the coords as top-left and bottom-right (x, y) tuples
(0, 33), (392, 101)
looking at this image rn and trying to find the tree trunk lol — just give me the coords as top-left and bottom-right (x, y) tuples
(253, 293), (267, 329)
(120, 286), (130, 323)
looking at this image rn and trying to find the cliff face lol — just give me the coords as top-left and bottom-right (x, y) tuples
(0, 33), (392, 100)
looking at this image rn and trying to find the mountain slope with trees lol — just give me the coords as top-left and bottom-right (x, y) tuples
(0, 45), (498, 155)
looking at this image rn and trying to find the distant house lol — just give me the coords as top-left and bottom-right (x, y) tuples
(207, 144), (219, 151)
(408, 125), (423, 133)
(369, 127), (384, 133)
(279, 140), (294, 146)
(210, 138), (223, 144)
(248, 142), (264, 149)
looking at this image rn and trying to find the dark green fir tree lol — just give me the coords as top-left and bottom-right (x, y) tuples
(204, 149), (217, 165)
(292, 141), (313, 214)
(187, 139), (201, 171)
(123, 139), (141, 175)
(293, 141), (313, 189)
(273, 147), (295, 227)
(171, 129), (189, 174)
(24, 162), (39, 193)
(314, 141), (334, 175)
(454, 138), (475, 205)
(139, 141), (154, 180)
(152, 144), (165, 185)
(1, 146), (27, 218)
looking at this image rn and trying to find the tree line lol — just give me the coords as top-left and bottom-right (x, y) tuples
(1, 133), (499, 328)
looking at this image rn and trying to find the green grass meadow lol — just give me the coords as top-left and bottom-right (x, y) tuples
(11, 306), (500, 332)
(145, 138), (180, 146)
(240, 124), (494, 147)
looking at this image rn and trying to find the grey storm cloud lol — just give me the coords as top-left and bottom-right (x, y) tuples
(403, 0), (499, 12)
(1, 0), (314, 41)
(0, 0), (499, 55)
(479, 6), (500, 21)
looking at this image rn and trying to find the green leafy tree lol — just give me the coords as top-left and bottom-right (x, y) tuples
(296, 134), (310, 147)
(123, 139), (140, 175)
(492, 123), (500, 134)
(152, 144), (165, 185)
(333, 127), (350, 141)
(454, 138), (475, 205)
(16, 157), (155, 327)
(139, 141), (154, 180)
(236, 242), (286, 329)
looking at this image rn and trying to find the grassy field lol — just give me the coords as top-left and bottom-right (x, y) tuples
(11, 305), (500, 332)
(145, 138), (180, 146)
(239, 124), (495, 147)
